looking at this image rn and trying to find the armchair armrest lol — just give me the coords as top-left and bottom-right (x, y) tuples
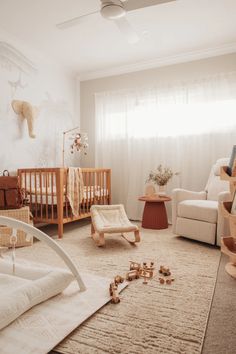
(171, 188), (207, 233)
(172, 188), (207, 203)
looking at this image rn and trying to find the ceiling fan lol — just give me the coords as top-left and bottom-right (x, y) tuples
(56, 0), (176, 44)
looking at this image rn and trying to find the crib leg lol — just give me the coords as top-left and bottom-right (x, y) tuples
(58, 222), (63, 239)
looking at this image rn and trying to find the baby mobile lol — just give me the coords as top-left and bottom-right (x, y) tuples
(62, 127), (88, 166)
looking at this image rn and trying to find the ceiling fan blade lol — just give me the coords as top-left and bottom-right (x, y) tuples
(115, 17), (140, 44)
(123, 0), (176, 12)
(56, 11), (99, 30)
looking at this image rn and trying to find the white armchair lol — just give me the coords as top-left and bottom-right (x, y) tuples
(172, 158), (231, 246)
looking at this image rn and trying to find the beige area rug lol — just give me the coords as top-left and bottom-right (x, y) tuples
(14, 220), (221, 354)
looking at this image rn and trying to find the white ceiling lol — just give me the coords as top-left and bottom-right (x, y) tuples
(0, 0), (236, 80)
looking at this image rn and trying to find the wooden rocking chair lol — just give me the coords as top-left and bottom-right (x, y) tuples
(90, 204), (141, 247)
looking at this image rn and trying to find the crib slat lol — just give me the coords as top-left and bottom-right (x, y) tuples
(51, 173), (54, 221)
(29, 172), (32, 210)
(45, 172), (49, 220)
(34, 172), (38, 219)
(88, 172), (91, 213)
(40, 171), (43, 219)
(84, 171), (87, 213)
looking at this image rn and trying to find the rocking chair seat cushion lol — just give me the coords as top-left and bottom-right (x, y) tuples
(90, 204), (138, 234)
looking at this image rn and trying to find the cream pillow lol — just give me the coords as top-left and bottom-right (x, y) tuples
(0, 259), (74, 330)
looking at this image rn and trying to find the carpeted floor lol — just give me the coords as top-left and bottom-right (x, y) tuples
(15, 220), (221, 354)
(202, 253), (236, 354)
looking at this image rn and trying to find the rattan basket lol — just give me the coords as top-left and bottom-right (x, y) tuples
(0, 206), (33, 247)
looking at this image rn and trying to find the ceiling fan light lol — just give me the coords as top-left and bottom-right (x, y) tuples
(101, 4), (125, 20)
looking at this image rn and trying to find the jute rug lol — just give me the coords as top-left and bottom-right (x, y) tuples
(15, 220), (221, 354)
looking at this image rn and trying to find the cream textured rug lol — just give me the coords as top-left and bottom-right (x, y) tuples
(14, 220), (221, 354)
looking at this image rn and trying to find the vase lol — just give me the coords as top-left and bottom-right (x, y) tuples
(158, 185), (166, 197)
(145, 183), (156, 197)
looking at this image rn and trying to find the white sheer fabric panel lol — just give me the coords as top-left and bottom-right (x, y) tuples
(95, 72), (236, 221)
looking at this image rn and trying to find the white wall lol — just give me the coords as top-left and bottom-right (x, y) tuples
(0, 28), (79, 174)
(80, 52), (236, 167)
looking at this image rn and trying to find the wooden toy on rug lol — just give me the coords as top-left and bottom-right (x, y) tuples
(114, 275), (124, 286)
(126, 270), (140, 281)
(139, 262), (155, 279)
(109, 282), (120, 304)
(142, 263), (148, 284)
(129, 261), (141, 271)
(159, 265), (171, 276)
(159, 277), (175, 285)
(126, 260), (155, 284)
(145, 261), (155, 277)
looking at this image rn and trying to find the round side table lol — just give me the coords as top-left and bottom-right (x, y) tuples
(138, 195), (171, 230)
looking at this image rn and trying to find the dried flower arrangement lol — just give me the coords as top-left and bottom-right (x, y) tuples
(147, 165), (177, 186)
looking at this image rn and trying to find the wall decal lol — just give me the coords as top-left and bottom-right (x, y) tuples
(0, 41), (37, 74)
(11, 100), (39, 139)
(8, 71), (28, 97)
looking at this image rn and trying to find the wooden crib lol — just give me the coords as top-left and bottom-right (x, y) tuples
(17, 168), (111, 238)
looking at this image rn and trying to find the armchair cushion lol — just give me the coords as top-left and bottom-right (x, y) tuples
(178, 200), (218, 223)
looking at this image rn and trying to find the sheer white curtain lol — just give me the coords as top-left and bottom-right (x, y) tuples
(95, 72), (236, 221)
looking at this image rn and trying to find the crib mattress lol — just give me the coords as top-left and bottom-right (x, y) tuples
(27, 188), (109, 205)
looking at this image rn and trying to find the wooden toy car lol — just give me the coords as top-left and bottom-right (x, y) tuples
(126, 270), (140, 281)
(159, 265), (171, 276)
(129, 261), (141, 271)
(114, 275), (124, 286)
(109, 282), (120, 304)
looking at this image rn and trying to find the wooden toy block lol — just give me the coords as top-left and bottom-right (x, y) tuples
(126, 270), (140, 281)
(139, 261), (155, 278)
(142, 263), (149, 284)
(159, 265), (171, 276)
(143, 273), (148, 284)
(145, 261), (155, 277)
(139, 269), (152, 278)
(109, 282), (120, 304)
(114, 275), (124, 286)
(129, 261), (141, 271)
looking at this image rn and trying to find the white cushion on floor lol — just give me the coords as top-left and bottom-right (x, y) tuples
(178, 200), (218, 223)
(0, 259), (74, 330)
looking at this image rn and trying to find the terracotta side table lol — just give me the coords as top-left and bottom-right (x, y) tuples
(138, 195), (171, 230)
